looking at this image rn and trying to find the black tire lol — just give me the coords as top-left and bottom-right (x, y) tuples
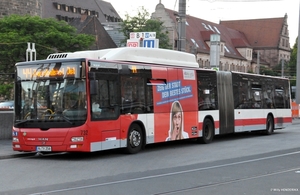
(124, 124), (143, 154)
(263, 115), (274, 135)
(198, 118), (214, 144)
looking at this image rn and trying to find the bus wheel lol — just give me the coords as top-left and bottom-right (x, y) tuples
(125, 124), (143, 154)
(198, 118), (214, 144)
(263, 115), (274, 135)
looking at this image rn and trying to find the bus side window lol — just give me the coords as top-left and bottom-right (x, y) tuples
(263, 91), (270, 108)
(197, 71), (217, 110)
(275, 87), (284, 108)
(121, 76), (146, 114)
(121, 76), (132, 113)
(90, 74), (119, 120)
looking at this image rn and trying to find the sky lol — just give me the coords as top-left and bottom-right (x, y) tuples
(107, 0), (299, 46)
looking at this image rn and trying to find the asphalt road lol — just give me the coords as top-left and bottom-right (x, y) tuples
(1, 121), (300, 195)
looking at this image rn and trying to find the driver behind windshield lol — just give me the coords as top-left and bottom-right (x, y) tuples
(22, 99), (34, 119)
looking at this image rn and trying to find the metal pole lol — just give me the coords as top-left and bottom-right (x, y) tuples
(296, 0), (300, 104)
(257, 51), (260, 74)
(210, 34), (220, 70)
(26, 42), (31, 62)
(178, 0), (186, 52)
(281, 59), (284, 77)
(32, 43), (36, 61)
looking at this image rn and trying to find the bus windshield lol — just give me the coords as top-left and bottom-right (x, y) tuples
(14, 61), (87, 127)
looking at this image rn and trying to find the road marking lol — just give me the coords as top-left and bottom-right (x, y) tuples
(28, 150), (300, 195)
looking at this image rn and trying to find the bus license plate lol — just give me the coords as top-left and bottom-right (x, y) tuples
(36, 146), (52, 152)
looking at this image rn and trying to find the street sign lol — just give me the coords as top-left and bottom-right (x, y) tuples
(128, 32), (158, 48)
(130, 32), (156, 39)
(127, 40), (140, 47)
(143, 39), (159, 48)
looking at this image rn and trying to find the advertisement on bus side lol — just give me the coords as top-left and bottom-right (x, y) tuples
(152, 68), (198, 142)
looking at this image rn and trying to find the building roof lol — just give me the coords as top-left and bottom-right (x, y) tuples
(164, 8), (251, 60)
(102, 22), (127, 47)
(42, 0), (121, 23)
(220, 17), (285, 49)
(69, 15), (117, 49)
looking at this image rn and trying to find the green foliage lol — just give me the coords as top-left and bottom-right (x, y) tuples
(0, 83), (13, 100)
(0, 14), (95, 74)
(120, 7), (149, 35)
(290, 77), (296, 86)
(143, 20), (171, 49)
(0, 14), (95, 99)
(120, 7), (171, 49)
(259, 66), (278, 76)
(288, 38), (298, 86)
(288, 37), (297, 77)
(259, 58), (293, 78)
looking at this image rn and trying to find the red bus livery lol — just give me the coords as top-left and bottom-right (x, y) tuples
(12, 47), (292, 154)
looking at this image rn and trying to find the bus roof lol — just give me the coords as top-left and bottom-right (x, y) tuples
(47, 47), (199, 68)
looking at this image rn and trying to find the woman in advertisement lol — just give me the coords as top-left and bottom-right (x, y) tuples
(166, 101), (189, 141)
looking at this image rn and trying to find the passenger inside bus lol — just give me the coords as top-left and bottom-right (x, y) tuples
(252, 91), (261, 108)
(92, 102), (102, 118)
(198, 89), (214, 110)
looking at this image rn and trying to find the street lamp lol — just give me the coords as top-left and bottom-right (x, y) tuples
(26, 42), (36, 61)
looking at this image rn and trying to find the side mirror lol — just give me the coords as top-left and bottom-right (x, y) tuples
(88, 72), (98, 95)
(90, 80), (98, 95)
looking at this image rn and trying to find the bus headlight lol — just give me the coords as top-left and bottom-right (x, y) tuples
(13, 137), (19, 142)
(71, 137), (84, 142)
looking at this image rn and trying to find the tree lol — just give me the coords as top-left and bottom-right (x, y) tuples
(259, 66), (278, 76)
(288, 38), (297, 77)
(120, 7), (171, 49)
(277, 38), (298, 86)
(0, 14), (95, 99)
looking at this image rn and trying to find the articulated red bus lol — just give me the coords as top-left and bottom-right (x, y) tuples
(12, 47), (292, 154)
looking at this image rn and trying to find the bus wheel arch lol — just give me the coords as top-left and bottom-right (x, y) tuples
(124, 122), (145, 154)
(198, 116), (215, 144)
(263, 114), (274, 135)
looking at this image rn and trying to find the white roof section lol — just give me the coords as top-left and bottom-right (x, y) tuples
(47, 47), (199, 68)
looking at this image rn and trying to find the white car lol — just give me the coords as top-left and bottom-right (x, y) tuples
(0, 101), (14, 110)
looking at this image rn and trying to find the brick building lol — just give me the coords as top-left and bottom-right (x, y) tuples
(220, 16), (290, 68)
(0, 0), (122, 49)
(151, 2), (291, 73)
(0, 0), (121, 22)
(0, 0), (42, 17)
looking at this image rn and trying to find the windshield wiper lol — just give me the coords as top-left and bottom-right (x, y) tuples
(60, 115), (73, 125)
(54, 112), (74, 125)
(15, 119), (33, 126)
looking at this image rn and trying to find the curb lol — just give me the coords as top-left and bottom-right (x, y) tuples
(0, 152), (36, 160)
